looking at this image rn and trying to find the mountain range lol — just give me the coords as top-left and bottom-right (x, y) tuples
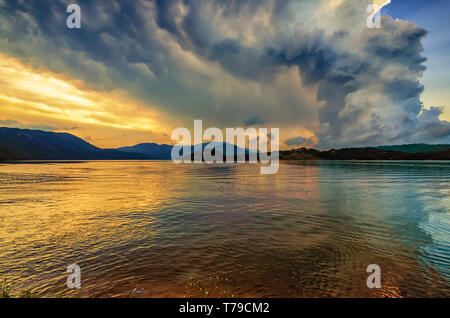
(0, 127), (142, 160)
(1, 127), (449, 161)
(0, 127), (249, 161)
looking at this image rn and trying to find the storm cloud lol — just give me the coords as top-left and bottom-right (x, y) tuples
(0, 0), (448, 147)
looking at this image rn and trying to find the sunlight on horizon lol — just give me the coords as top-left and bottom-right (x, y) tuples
(0, 54), (174, 148)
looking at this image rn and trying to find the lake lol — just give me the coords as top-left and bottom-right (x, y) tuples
(0, 160), (449, 297)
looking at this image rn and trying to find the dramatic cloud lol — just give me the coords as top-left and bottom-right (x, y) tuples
(285, 136), (307, 146)
(0, 0), (448, 148)
(244, 117), (265, 126)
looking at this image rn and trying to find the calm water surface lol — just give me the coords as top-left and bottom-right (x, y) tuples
(0, 161), (449, 297)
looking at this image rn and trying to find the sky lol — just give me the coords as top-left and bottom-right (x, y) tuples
(384, 0), (450, 117)
(0, 0), (449, 149)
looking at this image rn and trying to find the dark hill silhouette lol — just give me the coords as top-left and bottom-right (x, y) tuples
(118, 143), (173, 160)
(0, 128), (254, 161)
(120, 141), (254, 160)
(279, 147), (450, 160)
(0, 127), (146, 160)
(375, 144), (450, 153)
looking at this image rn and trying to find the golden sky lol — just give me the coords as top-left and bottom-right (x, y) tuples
(0, 53), (174, 148)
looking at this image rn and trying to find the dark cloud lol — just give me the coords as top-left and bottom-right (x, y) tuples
(244, 117), (265, 126)
(285, 136), (306, 146)
(418, 107), (450, 139)
(60, 126), (80, 131)
(0, 119), (19, 126)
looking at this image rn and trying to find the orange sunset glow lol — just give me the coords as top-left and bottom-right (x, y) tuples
(0, 53), (174, 148)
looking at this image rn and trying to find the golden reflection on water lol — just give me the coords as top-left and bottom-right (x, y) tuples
(0, 161), (449, 297)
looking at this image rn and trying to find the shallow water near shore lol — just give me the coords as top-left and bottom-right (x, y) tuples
(0, 160), (449, 297)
